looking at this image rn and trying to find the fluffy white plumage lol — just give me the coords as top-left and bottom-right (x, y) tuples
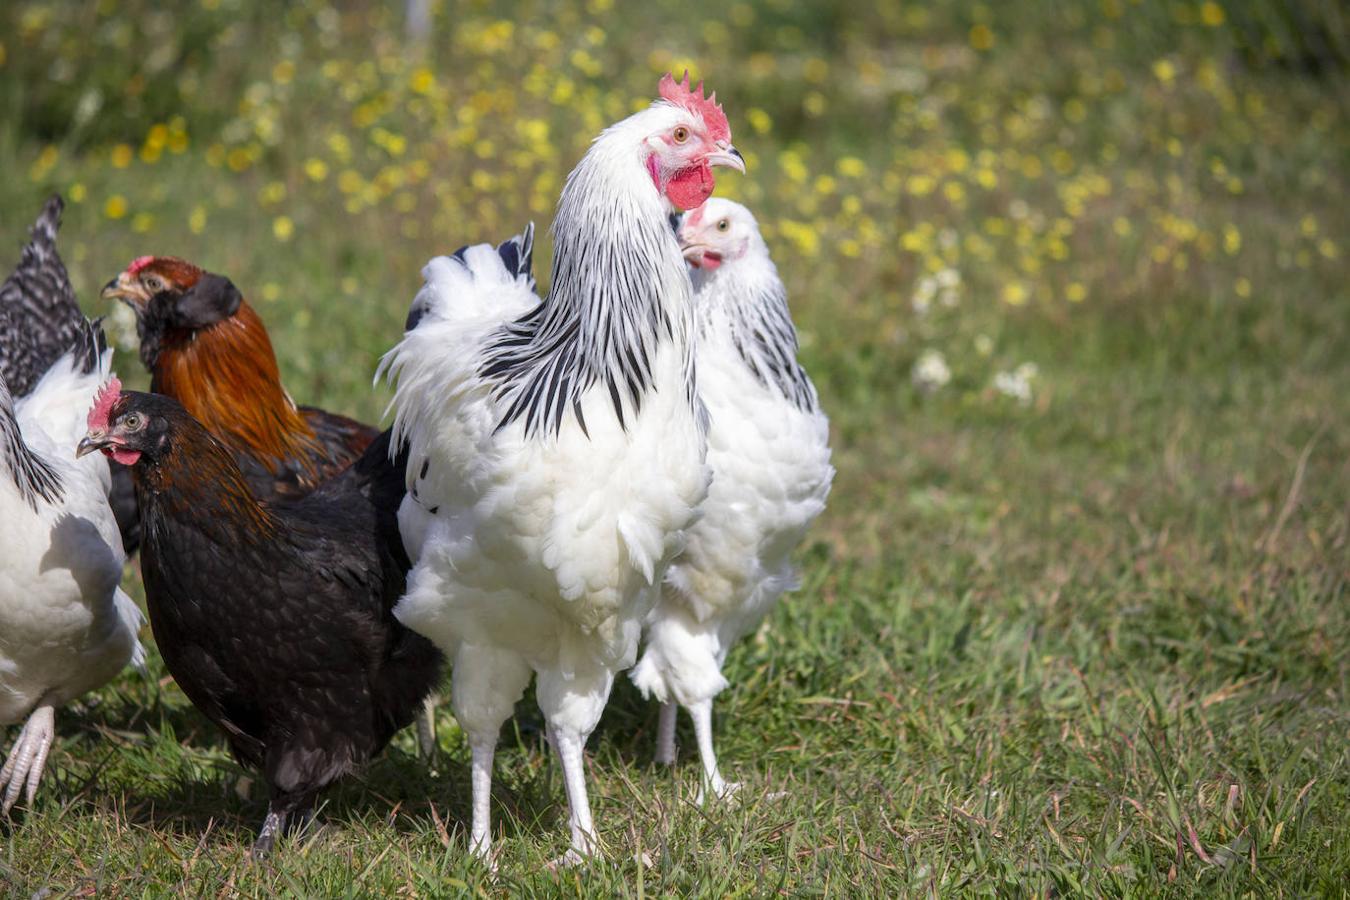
(381, 97), (742, 864)
(0, 347), (144, 814)
(630, 199), (833, 801)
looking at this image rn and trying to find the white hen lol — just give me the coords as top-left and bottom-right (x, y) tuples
(0, 341), (144, 814)
(381, 74), (745, 865)
(630, 199), (833, 802)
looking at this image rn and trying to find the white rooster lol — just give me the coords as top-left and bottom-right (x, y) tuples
(381, 73), (744, 865)
(0, 198), (144, 814)
(630, 199), (833, 802)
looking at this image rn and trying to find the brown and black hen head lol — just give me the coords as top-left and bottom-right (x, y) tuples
(102, 257), (242, 369)
(77, 379), (184, 468)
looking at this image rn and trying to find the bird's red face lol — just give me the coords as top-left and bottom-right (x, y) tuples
(646, 73), (745, 211)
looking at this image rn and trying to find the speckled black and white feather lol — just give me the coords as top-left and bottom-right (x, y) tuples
(721, 279), (819, 414)
(0, 196), (92, 398)
(479, 128), (699, 440)
(0, 371), (62, 511)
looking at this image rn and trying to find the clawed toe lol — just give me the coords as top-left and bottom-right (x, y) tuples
(0, 707), (55, 816)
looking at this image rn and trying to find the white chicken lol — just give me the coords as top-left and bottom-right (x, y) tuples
(0, 200), (144, 814)
(630, 199), (833, 802)
(381, 74), (744, 865)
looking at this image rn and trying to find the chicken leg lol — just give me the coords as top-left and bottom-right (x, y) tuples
(416, 694), (439, 761)
(654, 702), (678, 766)
(468, 734), (496, 859)
(1, 704), (55, 815)
(689, 699), (740, 805)
(548, 723), (599, 868)
(251, 805), (288, 860)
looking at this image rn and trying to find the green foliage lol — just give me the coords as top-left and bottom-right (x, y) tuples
(1, 0), (1347, 895)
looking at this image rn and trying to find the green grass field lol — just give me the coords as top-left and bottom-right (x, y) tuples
(2, 0), (1347, 895)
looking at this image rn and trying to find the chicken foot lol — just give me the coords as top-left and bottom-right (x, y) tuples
(1, 704), (55, 815)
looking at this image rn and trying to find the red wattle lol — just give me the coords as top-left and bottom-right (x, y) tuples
(104, 447), (142, 466)
(666, 163), (715, 211)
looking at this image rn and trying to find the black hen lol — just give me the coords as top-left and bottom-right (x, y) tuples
(0, 195), (141, 553)
(78, 385), (443, 857)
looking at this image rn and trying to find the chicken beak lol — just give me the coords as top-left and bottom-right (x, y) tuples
(101, 273), (138, 305)
(76, 432), (109, 459)
(705, 142), (746, 174)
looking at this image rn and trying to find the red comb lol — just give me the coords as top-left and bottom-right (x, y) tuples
(87, 377), (122, 432)
(659, 71), (731, 143)
(127, 256), (155, 276)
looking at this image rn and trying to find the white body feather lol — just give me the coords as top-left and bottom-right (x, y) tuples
(630, 203), (832, 791)
(1, 349), (143, 726)
(382, 102), (716, 859)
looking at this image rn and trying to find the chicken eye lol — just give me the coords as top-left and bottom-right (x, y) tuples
(672, 126), (690, 144)
(716, 219), (730, 232)
(123, 413), (143, 431)
(142, 275), (163, 292)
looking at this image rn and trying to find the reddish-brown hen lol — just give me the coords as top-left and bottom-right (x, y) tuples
(103, 257), (375, 498)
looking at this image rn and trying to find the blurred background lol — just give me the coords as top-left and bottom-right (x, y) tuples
(1, 0), (1347, 892)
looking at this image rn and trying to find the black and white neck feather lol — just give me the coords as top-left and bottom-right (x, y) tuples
(0, 372), (63, 510)
(480, 107), (699, 439)
(693, 246), (819, 414)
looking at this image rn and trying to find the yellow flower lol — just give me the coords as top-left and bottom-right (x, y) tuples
(28, 144), (58, 182)
(1153, 59), (1177, 84)
(969, 24), (994, 51)
(1222, 224), (1241, 255)
(1200, 2), (1225, 26)
(189, 206), (207, 234)
(837, 156), (865, 178)
(746, 108), (772, 136)
(261, 283), (281, 302)
(906, 174), (935, 196)
(1066, 282), (1087, 303)
(131, 213), (154, 234)
(1002, 282), (1029, 306)
(304, 158), (329, 182)
(110, 144), (133, 168)
(69, 183), (86, 203)
(226, 147), (252, 172)
(1234, 277), (1251, 297)
(104, 195), (128, 220)
(273, 216), (295, 242)
(1299, 215), (1318, 237)
(410, 67), (435, 95)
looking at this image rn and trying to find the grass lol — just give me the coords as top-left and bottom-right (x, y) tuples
(2, 0), (1348, 895)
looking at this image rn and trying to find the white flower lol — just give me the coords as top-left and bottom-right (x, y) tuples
(911, 276), (937, 315)
(993, 362), (1038, 405)
(974, 334), (994, 357)
(912, 349), (952, 393)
